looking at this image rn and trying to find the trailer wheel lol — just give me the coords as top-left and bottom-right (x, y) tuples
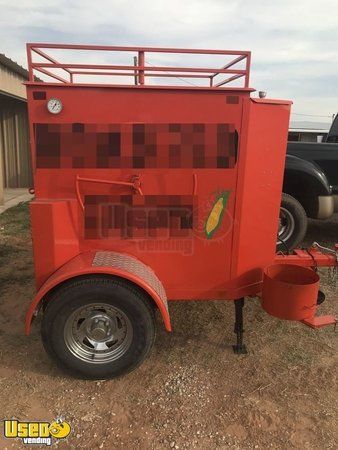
(41, 277), (156, 379)
(277, 193), (307, 252)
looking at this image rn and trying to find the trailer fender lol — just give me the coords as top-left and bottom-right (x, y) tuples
(25, 251), (171, 334)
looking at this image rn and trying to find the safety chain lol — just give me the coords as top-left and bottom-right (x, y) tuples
(312, 242), (338, 290)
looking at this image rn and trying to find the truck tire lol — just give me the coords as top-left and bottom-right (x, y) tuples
(41, 277), (156, 379)
(277, 193), (307, 252)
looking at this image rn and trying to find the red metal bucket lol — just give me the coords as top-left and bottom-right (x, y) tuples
(261, 264), (320, 320)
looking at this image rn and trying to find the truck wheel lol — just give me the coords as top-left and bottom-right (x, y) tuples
(277, 193), (307, 252)
(41, 277), (156, 379)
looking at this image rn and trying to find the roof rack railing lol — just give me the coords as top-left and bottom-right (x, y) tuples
(26, 43), (251, 89)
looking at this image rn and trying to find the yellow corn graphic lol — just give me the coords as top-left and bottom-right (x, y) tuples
(205, 192), (229, 238)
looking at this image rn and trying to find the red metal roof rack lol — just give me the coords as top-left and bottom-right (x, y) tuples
(26, 43), (251, 89)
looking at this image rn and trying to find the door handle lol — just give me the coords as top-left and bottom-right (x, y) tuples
(75, 174), (143, 211)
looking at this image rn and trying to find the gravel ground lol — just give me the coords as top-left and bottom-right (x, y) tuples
(0, 204), (337, 449)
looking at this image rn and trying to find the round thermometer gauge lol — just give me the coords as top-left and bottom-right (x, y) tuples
(47, 98), (63, 114)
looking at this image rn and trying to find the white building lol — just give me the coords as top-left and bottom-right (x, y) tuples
(288, 120), (331, 143)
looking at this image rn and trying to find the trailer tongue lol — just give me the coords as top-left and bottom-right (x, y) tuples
(25, 43), (337, 379)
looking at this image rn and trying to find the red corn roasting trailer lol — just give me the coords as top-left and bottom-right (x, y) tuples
(25, 44), (337, 379)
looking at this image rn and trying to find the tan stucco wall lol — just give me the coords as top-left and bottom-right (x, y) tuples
(0, 65), (26, 100)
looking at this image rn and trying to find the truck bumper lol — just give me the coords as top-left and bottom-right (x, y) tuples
(317, 195), (334, 219)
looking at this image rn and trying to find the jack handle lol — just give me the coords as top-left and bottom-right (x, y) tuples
(75, 174), (143, 211)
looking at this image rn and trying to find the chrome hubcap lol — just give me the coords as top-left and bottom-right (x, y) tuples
(278, 207), (295, 243)
(64, 304), (133, 363)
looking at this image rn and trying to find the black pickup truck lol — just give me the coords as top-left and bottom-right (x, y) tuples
(278, 115), (338, 251)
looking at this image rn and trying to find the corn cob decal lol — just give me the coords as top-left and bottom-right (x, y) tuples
(204, 191), (230, 239)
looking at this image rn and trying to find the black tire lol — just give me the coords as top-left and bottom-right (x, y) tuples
(277, 193), (307, 252)
(41, 276), (156, 379)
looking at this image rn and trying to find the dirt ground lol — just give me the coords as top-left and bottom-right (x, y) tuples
(0, 203), (337, 449)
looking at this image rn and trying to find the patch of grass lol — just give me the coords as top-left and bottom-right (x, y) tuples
(0, 242), (14, 258)
(282, 345), (314, 366)
(1, 263), (32, 280)
(0, 202), (33, 294)
(0, 202), (30, 237)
